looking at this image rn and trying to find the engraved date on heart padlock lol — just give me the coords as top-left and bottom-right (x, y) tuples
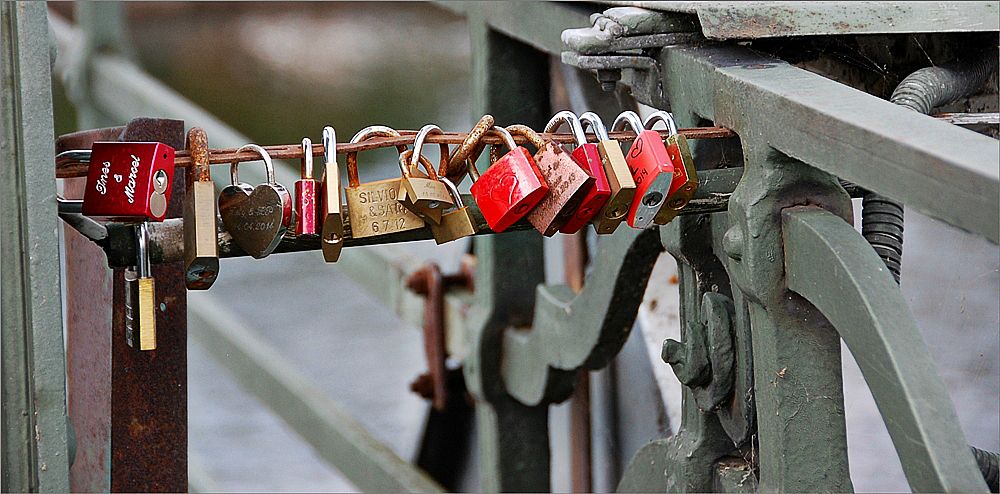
(218, 144), (293, 259)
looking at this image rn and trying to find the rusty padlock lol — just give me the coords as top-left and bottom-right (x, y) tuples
(443, 114), (494, 183)
(183, 127), (219, 290)
(76, 141), (176, 222)
(544, 111), (611, 234)
(612, 111), (675, 229)
(505, 124), (595, 236)
(579, 112), (636, 235)
(470, 126), (548, 232)
(643, 111), (699, 225)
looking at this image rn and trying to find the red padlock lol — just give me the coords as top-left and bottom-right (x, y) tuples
(469, 126), (549, 232)
(612, 111), (674, 229)
(294, 137), (318, 235)
(543, 111), (611, 234)
(80, 141), (176, 221)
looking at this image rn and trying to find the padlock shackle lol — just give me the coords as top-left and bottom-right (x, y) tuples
(230, 143), (275, 186)
(611, 111), (644, 135)
(543, 110), (587, 147)
(300, 137), (314, 179)
(322, 126), (337, 166)
(56, 149), (92, 163)
(346, 125), (406, 188)
(505, 124), (545, 150)
(487, 126), (522, 163)
(445, 114), (493, 179)
(439, 176), (465, 208)
(136, 222), (151, 278)
(579, 112), (610, 141)
(643, 110), (678, 135)
(186, 127), (212, 183)
(410, 124), (449, 177)
(397, 150), (440, 180)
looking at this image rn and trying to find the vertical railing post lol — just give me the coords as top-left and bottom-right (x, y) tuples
(1, 3), (71, 492)
(464, 14), (552, 493)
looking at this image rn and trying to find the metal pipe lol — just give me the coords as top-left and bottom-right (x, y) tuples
(866, 48), (999, 283)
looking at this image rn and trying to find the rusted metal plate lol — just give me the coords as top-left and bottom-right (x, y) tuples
(58, 118), (187, 492)
(63, 176), (114, 493)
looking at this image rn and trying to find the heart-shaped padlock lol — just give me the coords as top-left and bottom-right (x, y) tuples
(218, 144), (293, 259)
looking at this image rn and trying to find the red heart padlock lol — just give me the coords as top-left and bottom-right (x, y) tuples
(469, 126), (549, 232)
(79, 141), (176, 221)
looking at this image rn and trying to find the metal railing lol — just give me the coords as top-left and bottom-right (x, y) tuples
(3, 1), (997, 492)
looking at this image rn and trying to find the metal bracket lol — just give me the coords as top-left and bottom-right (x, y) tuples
(560, 7), (702, 108)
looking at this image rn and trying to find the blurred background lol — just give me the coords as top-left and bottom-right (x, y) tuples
(48, 2), (998, 492)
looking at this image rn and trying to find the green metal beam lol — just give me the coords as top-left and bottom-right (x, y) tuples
(188, 295), (444, 494)
(1, 3), (71, 492)
(661, 43), (1000, 243)
(783, 206), (988, 493)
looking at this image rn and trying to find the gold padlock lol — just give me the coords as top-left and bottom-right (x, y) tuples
(183, 127), (220, 289)
(430, 176), (478, 244)
(345, 126), (425, 238)
(320, 126), (345, 262)
(397, 124), (454, 224)
(644, 111), (699, 225)
(580, 112), (636, 235)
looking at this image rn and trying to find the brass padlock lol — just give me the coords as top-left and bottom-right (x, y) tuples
(126, 223), (157, 351)
(345, 126), (425, 238)
(580, 112), (636, 235)
(506, 124), (595, 236)
(183, 127), (219, 289)
(429, 176), (478, 244)
(397, 124), (454, 224)
(320, 126), (345, 262)
(644, 111), (699, 225)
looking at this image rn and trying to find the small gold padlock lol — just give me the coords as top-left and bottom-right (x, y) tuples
(397, 124), (454, 224)
(320, 126), (345, 262)
(430, 175), (478, 244)
(644, 111), (699, 225)
(580, 112), (637, 235)
(345, 126), (425, 238)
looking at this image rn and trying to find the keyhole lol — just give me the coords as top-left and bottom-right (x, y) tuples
(641, 191), (663, 207)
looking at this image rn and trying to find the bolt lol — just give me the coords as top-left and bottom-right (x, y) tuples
(596, 69), (621, 92)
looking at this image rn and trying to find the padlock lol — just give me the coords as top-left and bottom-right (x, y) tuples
(320, 126), (345, 262)
(470, 126), (548, 233)
(429, 177), (478, 244)
(643, 111), (699, 225)
(397, 124), (454, 224)
(612, 111), (675, 229)
(79, 141), (176, 221)
(580, 112), (636, 235)
(345, 126), (426, 238)
(218, 144), (293, 259)
(506, 124), (595, 236)
(125, 222), (156, 351)
(183, 127), (219, 290)
(295, 137), (319, 235)
(544, 111), (611, 234)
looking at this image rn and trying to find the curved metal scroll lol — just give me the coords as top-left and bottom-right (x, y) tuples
(783, 206), (987, 493)
(501, 227), (664, 405)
